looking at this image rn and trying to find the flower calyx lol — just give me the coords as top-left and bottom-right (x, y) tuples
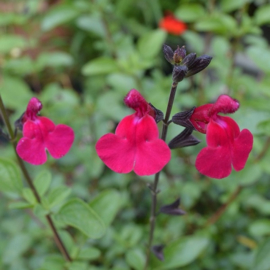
(169, 128), (200, 149)
(163, 44), (212, 82)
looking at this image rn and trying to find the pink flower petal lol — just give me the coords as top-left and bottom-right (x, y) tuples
(134, 115), (171, 175)
(17, 136), (47, 165)
(196, 120), (232, 178)
(96, 114), (171, 176)
(209, 95), (239, 116)
(195, 145), (232, 179)
(45, 124), (75, 159)
(232, 129), (253, 171)
(16, 117), (74, 165)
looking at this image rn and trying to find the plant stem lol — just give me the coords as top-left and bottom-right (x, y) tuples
(0, 95), (72, 262)
(144, 81), (178, 270)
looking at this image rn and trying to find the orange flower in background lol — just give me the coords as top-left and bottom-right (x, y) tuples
(159, 14), (187, 35)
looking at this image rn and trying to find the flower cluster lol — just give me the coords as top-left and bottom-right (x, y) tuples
(96, 89), (171, 176)
(173, 95), (253, 179)
(16, 97), (74, 165)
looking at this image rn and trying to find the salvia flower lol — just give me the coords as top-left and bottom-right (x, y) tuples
(190, 95), (253, 179)
(159, 14), (187, 35)
(96, 89), (171, 176)
(16, 97), (75, 165)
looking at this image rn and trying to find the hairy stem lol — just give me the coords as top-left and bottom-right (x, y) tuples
(144, 81), (178, 269)
(0, 95), (72, 262)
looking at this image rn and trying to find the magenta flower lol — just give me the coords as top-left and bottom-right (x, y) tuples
(16, 97), (74, 165)
(190, 95), (253, 179)
(96, 89), (171, 176)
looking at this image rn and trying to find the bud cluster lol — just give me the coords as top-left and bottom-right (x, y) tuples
(163, 44), (212, 83)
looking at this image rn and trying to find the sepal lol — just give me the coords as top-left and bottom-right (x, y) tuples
(152, 245), (165, 261)
(172, 107), (195, 128)
(14, 112), (25, 132)
(172, 65), (188, 83)
(169, 128), (200, 149)
(185, 55), (212, 77)
(149, 103), (164, 123)
(159, 197), (186, 216)
(163, 44), (174, 64)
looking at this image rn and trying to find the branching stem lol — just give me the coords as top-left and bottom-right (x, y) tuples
(0, 95), (72, 262)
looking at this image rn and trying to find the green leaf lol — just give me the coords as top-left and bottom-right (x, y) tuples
(0, 34), (27, 53)
(3, 234), (32, 264)
(41, 5), (79, 31)
(34, 204), (49, 217)
(194, 13), (237, 35)
(137, 29), (166, 59)
(82, 57), (119, 76)
(249, 219), (270, 237)
(36, 52), (73, 69)
(47, 186), (71, 208)
(126, 248), (145, 270)
(89, 189), (122, 227)
(220, 0), (250, 13)
(56, 199), (105, 238)
(34, 171), (52, 196)
(8, 201), (33, 209)
(0, 158), (22, 194)
(77, 247), (101, 260)
(175, 4), (205, 22)
(22, 188), (37, 205)
(252, 238), (270, 270)
(254, 4), (270, 26)
(247, 46), (270, 73)
(76, 15), (106, 37)
(153, 236), (209, 269)
(0, 76), (32, 110)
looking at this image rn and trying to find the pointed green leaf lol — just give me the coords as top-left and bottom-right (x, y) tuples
(252, 238), (270, 270)
(41, 5), (79, 31)
(137, 29), (167, 59)
(126, 248), (145, 270)
(254, 4), (270, 26)
(47, 186), (71, 208)
(56, 199), (105, 239)
(0, 158), (22, 193)
(153, 236), (209, 269)
(77, 247), (101, 260)
(34, 171), (52, 196)
(82, 57), (119, 76)
(89, 189), (122, 226)
(8, 201), (33, 209)
(175, 4), (205, 22)
(22, 188), (37, 205)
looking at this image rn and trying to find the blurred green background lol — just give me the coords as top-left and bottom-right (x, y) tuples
(1, 0), (270, 269)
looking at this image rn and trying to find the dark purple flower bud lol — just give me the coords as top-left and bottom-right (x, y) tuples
(163, 44), (174, 64)
(149, 103), (164, 123)
(152, 245), (165, 261)
(181, 53), (197, 68)
(172, 107), (195, 128)
(173, 45), (186, 65)
(185, 55), (212, 77)
(169, 128), (200, 149)
(160, 198), (186, 216)
(173, 65), (188, 83)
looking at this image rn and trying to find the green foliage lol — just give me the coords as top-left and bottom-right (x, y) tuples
(56, 198), (105, 238)
(0, 158), (22, 194)
(0, 0), (270, 269)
